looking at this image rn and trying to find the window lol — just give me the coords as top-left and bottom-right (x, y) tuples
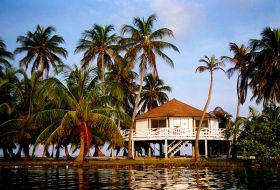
(151, 119), (166, 128)
(195, 119), (208, 128)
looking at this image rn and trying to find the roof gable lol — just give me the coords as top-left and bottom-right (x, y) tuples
(136, 98), (211, 120)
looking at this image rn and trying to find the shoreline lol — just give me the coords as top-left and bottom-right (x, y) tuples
(0, 157), (246, 169)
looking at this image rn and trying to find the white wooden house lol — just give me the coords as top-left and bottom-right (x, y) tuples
(122, 99), (230, 158)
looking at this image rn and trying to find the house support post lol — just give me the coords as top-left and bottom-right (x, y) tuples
(205, 138), (208, 158)
(111, 148), (114, 158)
(192, 141), (195, 158)
(148, 147), (151, 157)
(165, 139), (168, 159)
(132, 140), (135, 159)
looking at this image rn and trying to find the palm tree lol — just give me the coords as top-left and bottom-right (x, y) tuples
(120, 14), (179, 158)
(0, 38), (13, 77)
(75, 24), (119, 94)
(106, 54), (138, 117)
(249, 27), (280, 105)
(195, 56), (225, 161)
(33, 65), (127, 163)
(0, 70), (44, 160)
(139, 73), (171, 113)
(15, 25), (67, 79)
(221, 43), (252, 119)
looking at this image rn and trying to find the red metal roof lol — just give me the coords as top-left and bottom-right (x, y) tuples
(136, 98), (212, 120)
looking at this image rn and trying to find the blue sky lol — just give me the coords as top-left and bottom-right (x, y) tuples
(1, 0), (280, 117)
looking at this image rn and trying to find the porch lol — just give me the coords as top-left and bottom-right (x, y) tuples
(121, 128), (229, 158)
(121, 127), (227, 141)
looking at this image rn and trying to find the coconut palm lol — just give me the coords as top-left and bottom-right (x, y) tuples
(0, 70), (44, 160)
(75, 24), (119, 94)
(33, 65), (127, 163)
(139, 73), (171, 113)
(0, 38), (13, 77)
(14, 25), (67, 79)
(195, 55), (225, 161)
(249, 27), (280, 105)
(221, 43), (252, 119)
(120, 14), (179, 158)
(106, 54), (138, 117)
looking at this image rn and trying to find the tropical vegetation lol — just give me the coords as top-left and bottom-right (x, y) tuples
(0, 17), (279, 166)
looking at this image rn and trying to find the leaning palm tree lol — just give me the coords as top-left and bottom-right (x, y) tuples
(139, 73), (171, 113)
(249, 27), (280, 105)
(121, 14), (179, 158)
(221, 43), (252, 120)
(33, 65), (127, 163)
(15, 25), (68, 79)
(195, 56), (225, 161)
(0, 38), (13, 77)
(75, 24), (119, 94)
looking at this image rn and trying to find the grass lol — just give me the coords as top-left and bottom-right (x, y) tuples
(0, 157), (245, 169)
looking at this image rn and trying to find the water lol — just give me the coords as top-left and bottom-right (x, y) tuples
(0, 167), (279, 189)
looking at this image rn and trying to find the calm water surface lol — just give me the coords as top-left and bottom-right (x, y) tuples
(0, 167), (279, 189)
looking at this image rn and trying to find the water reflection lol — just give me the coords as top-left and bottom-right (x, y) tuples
(0, 167), (279, 189)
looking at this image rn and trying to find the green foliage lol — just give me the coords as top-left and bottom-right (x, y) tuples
(14, 25), (67, 78)
(249, 27), (280, 105)
(234, 105), (280, 166)
(139, 73), (171, 113)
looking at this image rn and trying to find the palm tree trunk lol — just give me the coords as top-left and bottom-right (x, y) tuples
(39, 55), (44, 79)
(230, 87), (244, 159)
(127, 66), (146, 159)
(93, 145), (105, 157)
(101, 53), (105, 95)
(24, 142), (30, 161)
(75, 123), (86, 163)
(195, 71), (213, 161)
(235, 87), (244, 119)
(64, 144), (71, 159)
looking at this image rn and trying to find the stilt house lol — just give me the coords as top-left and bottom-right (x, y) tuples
(122, 99), (230, 158)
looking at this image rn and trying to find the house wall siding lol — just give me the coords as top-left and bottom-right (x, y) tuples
(136, 117), (219, 132)
(135, 119), (148, 133)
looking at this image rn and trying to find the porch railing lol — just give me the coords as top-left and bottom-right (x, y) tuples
(121, 128), (227, 140)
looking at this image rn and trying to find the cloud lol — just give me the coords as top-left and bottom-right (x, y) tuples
(150, 0), (204, 38)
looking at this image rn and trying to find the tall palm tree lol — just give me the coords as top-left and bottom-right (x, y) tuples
(195, 56), (225, 161)
(15, 25), (67, 79)
(249, 27), (280, 105)
(139, 73), (171, 113)
(221, 43), (252, 119)
(120, 14), (179, 158)
(75, 24), (119, 94)
(0, 38), (13, 77)
(106, 54), (138, 117)
(33, 65), (127, 163)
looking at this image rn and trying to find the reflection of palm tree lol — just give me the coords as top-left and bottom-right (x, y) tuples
(15, 25), (67, 79)
(195, 56), (225, 161)
(221, 43), (251, 119)
(139, 74), (171, 113)
(121, 14), (179, 158)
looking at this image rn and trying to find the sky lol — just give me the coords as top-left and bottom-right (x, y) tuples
(1, 0), (280, 118)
